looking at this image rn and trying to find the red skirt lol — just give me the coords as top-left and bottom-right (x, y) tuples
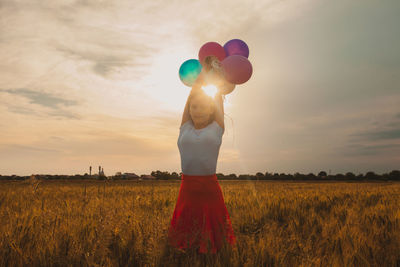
(168, 173), (236, 254)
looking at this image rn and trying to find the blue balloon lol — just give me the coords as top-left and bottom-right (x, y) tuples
(179, 59), (202, 87)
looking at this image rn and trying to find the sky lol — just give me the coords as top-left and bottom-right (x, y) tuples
(0, 0), (399, 176)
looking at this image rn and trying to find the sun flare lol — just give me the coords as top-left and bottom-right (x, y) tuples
(202, 85), (218, 97)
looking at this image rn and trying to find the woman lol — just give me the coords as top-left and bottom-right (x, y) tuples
(168, 57), (236, 254)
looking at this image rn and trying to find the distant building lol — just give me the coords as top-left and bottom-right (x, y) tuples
(141, 174), (156, 180)
(123, 173), (140, 179)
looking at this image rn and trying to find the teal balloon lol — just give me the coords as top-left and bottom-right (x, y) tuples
(179, 59), (202, 87)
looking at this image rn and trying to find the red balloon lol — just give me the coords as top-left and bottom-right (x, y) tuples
(221, 55), (253, 85)
(198, 42), (226, 65)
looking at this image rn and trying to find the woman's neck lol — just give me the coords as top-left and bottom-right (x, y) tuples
(193, 121), (209, 129)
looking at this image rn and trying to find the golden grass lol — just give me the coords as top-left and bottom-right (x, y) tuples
(0, 179), (399, 267)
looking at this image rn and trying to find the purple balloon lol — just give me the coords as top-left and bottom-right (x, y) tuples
(223, 39), (249, 58)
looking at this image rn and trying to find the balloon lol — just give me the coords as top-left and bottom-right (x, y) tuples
(198, 42), (226, 65)
(223, 39), (249, 58)
(179, 59), (202, 87)
(221, 55), (253, 85)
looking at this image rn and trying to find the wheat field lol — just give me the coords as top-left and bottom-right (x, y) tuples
(0, 179), (399, 267)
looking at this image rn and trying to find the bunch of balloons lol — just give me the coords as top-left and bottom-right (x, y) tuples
(179, 39), (253, 94)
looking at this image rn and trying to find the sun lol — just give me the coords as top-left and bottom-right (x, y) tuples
(202, 85), (218, 97)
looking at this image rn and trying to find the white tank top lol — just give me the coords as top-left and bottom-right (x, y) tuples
(177, 119), (224, 175)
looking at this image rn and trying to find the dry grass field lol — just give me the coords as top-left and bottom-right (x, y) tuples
(0, 179), (399, 267)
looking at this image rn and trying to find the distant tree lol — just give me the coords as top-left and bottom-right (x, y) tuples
(381, 173), (390, 181)
(216, 173), (225, 180)
(365, 171), (378, 180)
(389, 170), (400, 181)
(151, 170), (160, 179)
(255, 172), (264, 180)
(345, 172), (356, 179)
(307, 173), (316, 180)
(161, 171), (171, 180)
(318, 171), (327, 177)
(171, 172), (180, 179)
(238, 174), (249, 180)
(335, 173), (345, 180)
(294, 172), (304, 180)
(228, 173), (237, 179)
(327, 175), (336, 180)
(278, 173), (286, 180)
(272, 173), (280, 180)
(264, 172), (273, 179)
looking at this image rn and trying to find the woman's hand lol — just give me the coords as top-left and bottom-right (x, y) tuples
(191, 72), (205, 93)
(216, 86), (223, 96)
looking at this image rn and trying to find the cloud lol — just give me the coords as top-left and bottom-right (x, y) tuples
(55, 44), (145, 78)
(348, 112), (400, 141)
(0, 144), (60, 154)
(354, 128), (400, 141)
(339, 112), (400, 157)
(1, 88), (78, 108)
(343, 143), (400, 157)
(0, 88), (81, 119)
(0, 0), (157, 80)
(189, 0), (315, 42)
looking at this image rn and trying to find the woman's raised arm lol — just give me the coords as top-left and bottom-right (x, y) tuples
(180, 92), (192, 127)
(181, 85), (202, 127)
(181, 74), (205, 127)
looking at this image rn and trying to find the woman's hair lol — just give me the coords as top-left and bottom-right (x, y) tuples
(203, 55), (224, 77)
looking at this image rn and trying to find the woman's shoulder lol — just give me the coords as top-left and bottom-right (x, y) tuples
(213, 120), (224, 130)
(180, 119), (193, 130)
(212, 120), (225, 135)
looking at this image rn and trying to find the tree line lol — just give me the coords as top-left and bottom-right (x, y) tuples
(150, 170), (400, 181)
(1, 170), (399, 181)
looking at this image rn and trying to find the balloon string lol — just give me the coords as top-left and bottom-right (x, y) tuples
(222, 95), (235, 147)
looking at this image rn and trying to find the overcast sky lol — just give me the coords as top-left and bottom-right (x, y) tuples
(1, 0), (399, 176)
